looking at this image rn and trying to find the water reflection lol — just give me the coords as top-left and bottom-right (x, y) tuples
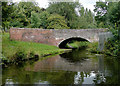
(2, 49), (120, 85)
(25, 49), (98, 72)
(60, 49), (89, 62)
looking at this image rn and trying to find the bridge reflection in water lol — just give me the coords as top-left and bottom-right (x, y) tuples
(25, 49), (99, 72)
(2, 49), (119, 85)
(27, 54), (98, 72)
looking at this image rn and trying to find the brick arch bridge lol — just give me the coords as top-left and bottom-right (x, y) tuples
(10, 28), (106, 47)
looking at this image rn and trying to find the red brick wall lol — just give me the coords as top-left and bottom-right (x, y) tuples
(10, 28), (59, 46)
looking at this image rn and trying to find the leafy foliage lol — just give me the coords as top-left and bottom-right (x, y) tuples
(47, 14), (69, 29)
(94, 2), (120, 28)
(2, 1), (96, 29)
(47, 2), (80, 28)
(2, 2), (14, 30)
(94, 2), (120, 57)
(78, 8), (96, 29)
(107, 2), (120, 27)
(104, 2), (120, 57)
(105, 28), (120, 57)
(94, 2), (108, 28)
(11, 2), (41, 27)
(39, 11), (50, 28)
(30, 11), (41, 28)
(2, 2), (41, 29)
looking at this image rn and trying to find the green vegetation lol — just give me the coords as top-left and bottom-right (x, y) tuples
(104, 27), (120, 57)
(67, 41), (89, 48)
(94, 2), (120, 28)
(1, 33), (69, 64)
(47, 14), (69, 29)
(94, 1), (120, 57)
(87, 42), (99, 53)
(30, 11), (50, 28)
(102, 2), (120, 57)
(1, 1), (120, 61)
(67, 41), (99, 54)
(2, 1), (96, 30)
(61, 49), (89, 62)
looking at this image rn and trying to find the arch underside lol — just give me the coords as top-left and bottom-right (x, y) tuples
(58, 37), (89, 49)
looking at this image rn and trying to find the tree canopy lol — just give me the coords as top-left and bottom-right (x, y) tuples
(47, 14), (69, 29)
(94, 2), (120, 28)
(2, 1), (98, 29)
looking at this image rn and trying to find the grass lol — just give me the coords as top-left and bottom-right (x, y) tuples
(67, 41), (99, 54)
(67, 41), (90, 48)
(2, 33), (70, 62)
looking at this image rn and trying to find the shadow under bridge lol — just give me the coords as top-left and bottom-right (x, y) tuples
(58, 37), (89, 49)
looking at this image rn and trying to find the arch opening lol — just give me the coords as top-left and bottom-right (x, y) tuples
(58, 37), (89, 49)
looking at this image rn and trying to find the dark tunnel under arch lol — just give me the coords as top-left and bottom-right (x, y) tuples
(58, 37), (89, 49)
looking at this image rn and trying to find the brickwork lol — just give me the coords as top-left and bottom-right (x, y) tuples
(10, 28), (106, 46)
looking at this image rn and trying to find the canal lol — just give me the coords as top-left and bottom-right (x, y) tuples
(2, 48), (119, 85)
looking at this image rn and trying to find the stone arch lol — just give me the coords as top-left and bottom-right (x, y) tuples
(58, 37), (89, 49)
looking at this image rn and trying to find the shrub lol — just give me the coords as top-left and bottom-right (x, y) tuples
(14, 50), (27, 61)
(104, 26), (120, 57)
(87, 42), (99, 53)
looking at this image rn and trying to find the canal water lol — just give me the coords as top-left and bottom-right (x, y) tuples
(2, 49), (119, 85)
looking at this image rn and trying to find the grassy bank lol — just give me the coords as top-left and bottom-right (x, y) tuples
(67, 41), (99, 53)
(67, 41), (89, 49)
(1, 33), (70, 64)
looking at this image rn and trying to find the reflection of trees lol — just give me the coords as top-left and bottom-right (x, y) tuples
(39, 71), (76, 84)
(60, 49), (88, 62)
(103, 57), (119, 84)
(2, 63), (77, 84)
(3, 64), (92, 85)
(74, 72), (91, 85)
(93, 56), (119, 85)
(2, 61), (40, 84)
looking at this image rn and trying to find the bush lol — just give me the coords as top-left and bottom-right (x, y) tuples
(105, 37), (120, 57)
(1, 56), (10, 64)
(87, 42), (99, 53)
(104, 26), (120, 57)
(14, 50), (27, 61)
(29, 51), (35, 59)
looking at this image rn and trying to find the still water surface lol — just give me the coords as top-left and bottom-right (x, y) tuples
(2, 49), (119, 85)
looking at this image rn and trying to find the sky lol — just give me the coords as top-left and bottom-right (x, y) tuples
(13, 0), (105, 12)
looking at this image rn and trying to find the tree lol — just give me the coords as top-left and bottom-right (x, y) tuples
(10, 2), (41, 28)
(94, 2), (108, 28)
(39, 11), (50, 29)
(77, 7), (96, 29)
(107, 2), (120, 39)
(107, 2), (120, 27)
(2, 2), (14, 30)
(16, 2), (41, 19)
(46, 2), (81, 28)
(79, 7), (84, 16)
(30, 11), (41, 28)
(47, 14), (69, 29)
(103, 2), (120, 57)
(30, 11), (50, 28)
